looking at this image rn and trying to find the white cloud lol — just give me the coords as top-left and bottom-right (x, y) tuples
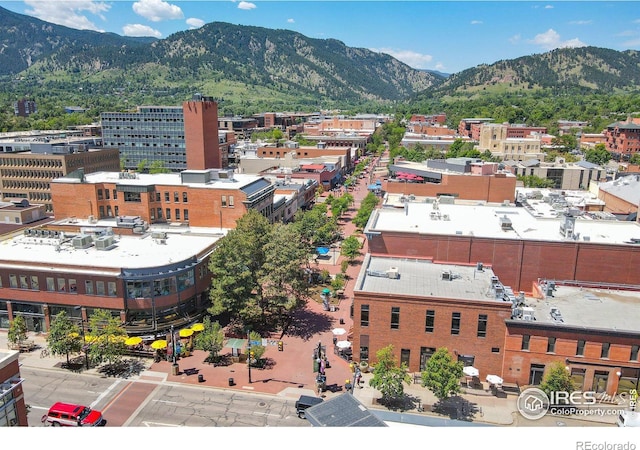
(287, 18), (295, 24)
(434, 62), (446, 71)
(529, 29), (586, 50)
(470, 20), (483, 25)
(371, 48), (433, 70)
(122, 24), (162, 38)
(132, 0), (184, 22)
(238, 2), (257, 11)
(509, 34), (522, 45)
(622, 38), (640, 47)
(186, 18), (205, 29)
(569, 20), (593, 25)
(24, 0), (110, 32)
(545, 5), (554, 9)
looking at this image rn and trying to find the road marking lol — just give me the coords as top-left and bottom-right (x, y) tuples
(153, 399), (178, 404)
(252, 411), (281, 418)
(100, 380), (131, 411)
(241, 386), (255, 390)
(29, 405), (49, 410)
(142, 421), (181, 427)
(91, 379), (123, 409)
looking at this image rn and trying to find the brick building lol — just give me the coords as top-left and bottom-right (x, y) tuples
(385, 159), (517, 203)
(12, 99), (36, 117)
(596, 175), (640, 219)
(458, 118), (493, 139)
(604, 117), (640, 161)
(50, 169), (276, 229)
(0, 350), (27, 426)
(363, 197), (640, 294)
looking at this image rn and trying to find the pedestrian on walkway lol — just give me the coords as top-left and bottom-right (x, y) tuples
(345, 379), (353, 394)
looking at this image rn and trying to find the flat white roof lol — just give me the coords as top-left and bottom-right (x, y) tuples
(355, 254), (504, 303)
(367, 200), (640, 245)
(0, 223), (224, 273)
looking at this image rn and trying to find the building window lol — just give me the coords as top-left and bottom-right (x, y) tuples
(576, 340), (585, 356)
(601, 342), (610, 359)
(157, 208), (162, 219)
(30, 275), (39, 290)
(229, 196), (234, 207)
(69, 279), (77, 293)
(184, 209), (189, 221)
(182, 192), (188, 202)
(9, 274), (17, 288)
(155, 192), (160, 202)
(105, 189), (110, 200)
(175, 209), (180, 220)
(477, 314), (487, 338)
(547, 337), (556, 353)
(99, 206), (105, 217)
(360, 346), (369, 362)
(166, 208), (171, 220)
(571, 368), (586, 391)
(97, 189), (103, 200)
(113, 189), (118, 200)
(451, 312), (461, 335)
(491, 347), (500, 353)
(400, 349), (410, 367)
(108, 282), (117, 297)
(57, 278), (66, 292)
(46, 277), (55, 291)
(85, 280), (94, 295)
(19, 275), (28, 289)
(222, 196), (227, 207)
(164, 192), (170, 202)
(391, 307), (400, 330)
(425, 310), (435, 333)
(360, 304), (369, 327)
(174, 192), (179, 202)
(631, 345), (640, 361)
(96, 281), (105, 296)
(522, 335), (530, 351)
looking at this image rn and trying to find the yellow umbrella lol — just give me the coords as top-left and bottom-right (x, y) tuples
(125, 336), (143, 346)
(179, 328), (194, 338)
(151, 340), (167, 350)
(68, 332), (80, 338)
(191, 323), (205, 332)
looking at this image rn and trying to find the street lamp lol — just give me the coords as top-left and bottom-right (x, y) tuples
(247, 329), (253, 384)
(78, 319), (89, 370)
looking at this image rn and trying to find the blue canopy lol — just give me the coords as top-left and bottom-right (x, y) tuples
(368, 184), (381, 190)
(316, 247), (330, 255)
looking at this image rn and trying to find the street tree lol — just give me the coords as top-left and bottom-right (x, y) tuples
(292, 203), (340, 248)
(7, 315), (28, 347)
(540, 361), (575, 403)
(193, 316), (225, 363)
(353, 192), (379, 229)
(340, 235), (361, 262)
(584, 144), (612, 166)
(421, 347), (464, 402)
(369, 345), (411, 406)
(209, 212), (310, 332)
(247, 330), (266, 364)
(47, 311), (83, 366)
(86, 309), (127, 366)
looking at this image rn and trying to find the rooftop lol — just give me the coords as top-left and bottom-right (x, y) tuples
(355, 254), (505, 303)
(366, 198), (640, 245)
(0, 221), (224, 273)
(511, 285), (640, 334)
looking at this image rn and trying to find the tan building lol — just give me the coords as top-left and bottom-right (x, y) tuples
(0, 199), (47, 225)
(477, 123), (544, 161)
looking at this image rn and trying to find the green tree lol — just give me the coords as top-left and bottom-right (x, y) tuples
(540, 361), (575, 403)
(136, 159), (148, 173)
(368, 345), (411, 405)
(629, 153), (640, 165)
(86, 309), (127, 366)
(340, 235), (361, 262)
(421, 347), (464, 402)
(46, 311), (83, 366)
(248, 330), (266, 364)
(149, 160), (171, 174)
(7, 316), (28, 346)
(193, 316), (225, 362)
(584, 144), (612, 166)
(353, 192), (380, 229)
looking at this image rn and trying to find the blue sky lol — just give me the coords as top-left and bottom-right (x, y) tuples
(1, 1), (640, 74)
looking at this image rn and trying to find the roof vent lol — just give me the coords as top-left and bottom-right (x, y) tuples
(72, 234), (93, 249)
(386, 267), (399, 279)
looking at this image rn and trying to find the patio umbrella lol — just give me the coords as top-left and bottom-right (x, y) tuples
(336, 340), (352, 349)
(151, 339), (167, 350)
(125, 336), (143, 346)
(179, 329), (194, 338)
(316, 247), (330, 255)
(486, 374), (503, 385)
(191, 323), (205, 332)
(463, 366), (479, 377)
(332, 327), (347, 336)
(322, 288), (331, 295)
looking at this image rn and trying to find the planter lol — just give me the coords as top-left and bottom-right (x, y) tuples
(359, 361), (369, 373)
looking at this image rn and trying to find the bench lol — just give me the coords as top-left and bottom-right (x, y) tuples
(501, 382), (521, 395)
(8, 340), (35, 352)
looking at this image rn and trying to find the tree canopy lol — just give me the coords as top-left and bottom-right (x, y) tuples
(421, 347), (464, 402)
(368, 345), (411, 405)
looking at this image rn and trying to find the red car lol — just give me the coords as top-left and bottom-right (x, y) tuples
(42, 402), (105, 427)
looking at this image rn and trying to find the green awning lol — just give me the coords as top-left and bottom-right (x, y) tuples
(224, 338), (247, 349)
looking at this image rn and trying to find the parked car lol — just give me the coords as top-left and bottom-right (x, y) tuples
(41, 402), (104, 427)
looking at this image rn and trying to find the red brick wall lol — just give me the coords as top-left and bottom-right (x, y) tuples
(504, 323), (640, 395)
(384, 174), (516, 203)
(368, 235), (640, 292)
(0, 355), (28, 426)
(352, 293), (511, 374)
(598, 190), (638, 215)
(183, 100), (221, 169)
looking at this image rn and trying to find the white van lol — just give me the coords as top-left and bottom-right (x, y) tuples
(616, 410), (640, 427)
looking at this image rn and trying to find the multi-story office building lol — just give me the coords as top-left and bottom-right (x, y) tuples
(505, 159), (605, 190)
(476, 123), (544, 161)
(0, 141), (120, 213)
(12, 99), (36, 117)
(101, 94), (223, 172)
(50, 169), (277, 229)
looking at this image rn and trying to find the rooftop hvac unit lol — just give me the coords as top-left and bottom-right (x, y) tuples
(522, 307), (535, 321)
(499, 215), (512, 230)
(386, 267), (399, 279)
(88, 215), (97, 224)
(151, 231), (167, 240)
(72, 234), (93, 249)
(94, 235), (115, 250)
